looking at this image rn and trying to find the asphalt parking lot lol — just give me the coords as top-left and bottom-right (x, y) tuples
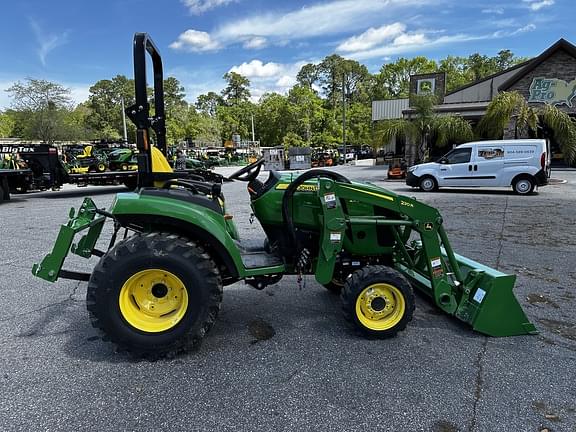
(1, 165), (575, 432)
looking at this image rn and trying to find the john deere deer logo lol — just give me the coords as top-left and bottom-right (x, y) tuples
(528, 77), (576, 108)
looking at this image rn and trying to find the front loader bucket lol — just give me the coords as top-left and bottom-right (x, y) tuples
(451, 253), (537, 337)
(397, 248), (537, 337)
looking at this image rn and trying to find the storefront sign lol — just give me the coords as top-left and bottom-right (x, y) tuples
(528, 77), (576, 107)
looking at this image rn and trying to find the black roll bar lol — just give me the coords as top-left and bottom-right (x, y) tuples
(125, 33), (167, 187)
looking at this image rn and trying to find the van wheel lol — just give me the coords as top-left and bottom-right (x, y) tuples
(419, 176), (437, 192)
(513, 176), (535, 195)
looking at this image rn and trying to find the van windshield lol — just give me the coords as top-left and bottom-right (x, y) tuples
(439, 148), (471, 164)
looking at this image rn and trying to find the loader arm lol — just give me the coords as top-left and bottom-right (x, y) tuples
(314, 178), (537, 337)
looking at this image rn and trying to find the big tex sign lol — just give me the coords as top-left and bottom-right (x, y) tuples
(528, 77), (576, 108)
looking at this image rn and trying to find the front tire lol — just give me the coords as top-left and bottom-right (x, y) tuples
(419, 176), (437, 192)
(87, 232), (222, 359)
(341, 266), (414, 338)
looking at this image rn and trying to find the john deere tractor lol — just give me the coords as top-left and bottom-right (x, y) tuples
(32, 34), (536, 359)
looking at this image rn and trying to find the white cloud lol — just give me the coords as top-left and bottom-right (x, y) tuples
(522, 0), (554, 11)
(68, 84), (90, 106)
(393, 33), (428, 46)
(489, 18), (519, 28)
(0, 81), (15, 109)
(275, 75), (296, 87)
(337, 23), (406, 52)
(510, 23), (537, 35)
(181, 0), (238, 15)
(481, 7), (504, 14)
(169, 29), (221, 52)
(342, 33), (489, 60)
(337, 16), (537, 61)
(29, 18), (69, 67)
(228, 60), (311, 102)
(171, 0), (433, 53)
(230, 60), (284, 78)
(216, 0), (428, 41)
(243, 37), (267, 50)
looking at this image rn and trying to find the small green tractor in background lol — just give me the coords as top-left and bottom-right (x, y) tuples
(32, 34), (536, 359)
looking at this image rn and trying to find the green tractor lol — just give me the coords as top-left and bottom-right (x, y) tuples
(32, 34), (536, 359)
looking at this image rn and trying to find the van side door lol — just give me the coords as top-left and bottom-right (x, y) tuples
(438, 147), (475, 187)
(474, 145), (504, 186)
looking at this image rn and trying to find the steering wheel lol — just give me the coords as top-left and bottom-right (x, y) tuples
(228, 158), (265, 182)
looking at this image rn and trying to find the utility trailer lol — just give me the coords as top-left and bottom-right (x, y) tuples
(1, 143), (225, 193)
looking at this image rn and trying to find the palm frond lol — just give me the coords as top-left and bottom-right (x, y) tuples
(434, 116), (474, 147)
(374, 119), (418, 145)
(539, 104), (576, 163)
(477, 91), (533, 138)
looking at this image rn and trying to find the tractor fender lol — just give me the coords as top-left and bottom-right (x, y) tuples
(110, 192), (244, 282)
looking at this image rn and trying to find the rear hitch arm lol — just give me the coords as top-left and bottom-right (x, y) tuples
(32, 197), (108, 283)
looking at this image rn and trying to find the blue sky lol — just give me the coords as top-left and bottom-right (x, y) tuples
(0, 0), (573, 108)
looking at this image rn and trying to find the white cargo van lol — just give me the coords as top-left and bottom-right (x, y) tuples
(406, 139), (551, 194)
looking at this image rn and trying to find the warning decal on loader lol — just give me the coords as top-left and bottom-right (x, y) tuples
(431, 257), (443, 278)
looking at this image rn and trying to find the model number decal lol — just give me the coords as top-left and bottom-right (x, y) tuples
(400, 200), (414, 207)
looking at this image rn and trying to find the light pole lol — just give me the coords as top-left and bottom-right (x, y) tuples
(342, 74), (346, 164)
(121, 97), (128, 144)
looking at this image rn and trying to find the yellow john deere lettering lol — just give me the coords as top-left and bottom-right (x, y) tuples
(275, 183), (319, 192)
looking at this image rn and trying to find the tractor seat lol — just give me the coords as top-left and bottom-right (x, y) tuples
(247, 170), (281, 200)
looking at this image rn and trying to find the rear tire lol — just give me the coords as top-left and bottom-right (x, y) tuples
(87, 232), (222, 359)
(419, 176), (437, 192)
(513, 176), (535, 195)
(341, 266), (414, 338)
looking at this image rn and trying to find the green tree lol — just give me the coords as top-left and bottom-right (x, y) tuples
(196, 91), (223, 117)
(0, 111), (15, 137)
(255, 93), (291, 146)
(156, 77), (189, 145)
(317, 54), (347, 110)
(6, 78), (73, 143)
(282, 131), (305, 152)
(86, 75), (135, 141)
(438, 56), (472, 92)
(345, 102), (372, 146)
(221, 72), (251, 105)
(192, 113), (223, 143)
(163, 77), (187, 116)
(287, 85), (324, 143)
(296, 63), (320, 89)
(375, 57), (438, 98)
(217, 100), (254, 141)
(61, 103), (94, 141)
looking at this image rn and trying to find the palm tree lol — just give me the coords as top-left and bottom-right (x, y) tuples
(540, 104), (576, 163)
(478, 91), (576, 163)
(375, 94), (473, 163)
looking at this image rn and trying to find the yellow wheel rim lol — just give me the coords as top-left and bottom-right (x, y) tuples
(119, 269), (188, 333)
(355, 283), (405, 331)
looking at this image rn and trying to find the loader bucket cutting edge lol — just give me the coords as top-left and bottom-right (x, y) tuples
(397, 252), (537, 337)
